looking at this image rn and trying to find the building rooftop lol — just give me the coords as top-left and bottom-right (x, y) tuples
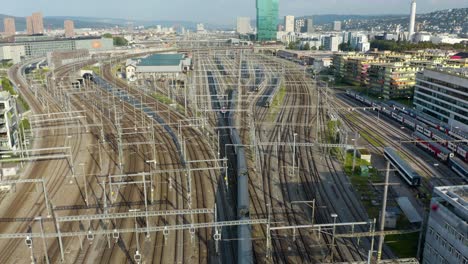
(434, 186), (467, 220)
(138, 53), (185, 67)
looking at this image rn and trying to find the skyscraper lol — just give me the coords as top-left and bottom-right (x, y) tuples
(26, 16), (33, 35)
(305, 18), (314, 33)
(284, 15), (295, 33)
(295, 18), (305, 33)
(64, 20), (75, 38)
(333, 21), (342, 31)
(408, 0), (417, 41)
(256, 0), (279, 41)
(3, 18), (16, 36)
(237, 17), (251, 34)
(32, 12), (44, 34)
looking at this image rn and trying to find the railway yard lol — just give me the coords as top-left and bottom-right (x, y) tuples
(0, 44), (463, 264)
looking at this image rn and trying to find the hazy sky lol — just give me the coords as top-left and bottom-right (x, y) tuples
(3, 0), (467, 24)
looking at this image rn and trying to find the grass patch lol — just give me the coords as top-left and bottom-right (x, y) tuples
(360, 131), (384, 148)
(83, 65), (101, 75)
(267, 84), (286, 122)
(152, 92), (173, 105)
(386, 232), (419, 258)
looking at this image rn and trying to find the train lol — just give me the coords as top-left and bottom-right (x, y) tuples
(207, 71), (251, 264)
(261, 76), (281, 108)
(346, 90), (468, 180)
(384, 147), (422, 186)
(345, 90), (468, 162)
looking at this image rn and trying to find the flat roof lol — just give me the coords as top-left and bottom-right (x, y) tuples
(434, 186), (467, 220)
(138, 54), (184, 67)
(397, 197), (423, 223)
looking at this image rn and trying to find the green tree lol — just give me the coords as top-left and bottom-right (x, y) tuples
(310, 46), (317, 51)
(319, 45), (325, 51)
(113, 36), (128, 46)
(103, 33), (113, 38)
(303, 42), (311, 50)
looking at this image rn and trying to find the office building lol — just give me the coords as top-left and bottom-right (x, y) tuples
(284, 15), (295, 33)
(256, 0), (279, 41)
(295, 18), (305, 33)
(237, 17), (251, 34)
(409, 0), (417, 42)
(305, 18), (314, 33)
(0, 45), (25, 64)
(422, 186), (467, 264)
(196, 23), (205, 33)
(414, 68), (468, 131)
(1, 36), (113, 59)
(64, 20), (75, 38)
(0, 92), (19, 150)
(26, 17), (33, 35)
(32, 12), (44, 34)
(3, 18), (15, 36)
(333, 21), (342, 31)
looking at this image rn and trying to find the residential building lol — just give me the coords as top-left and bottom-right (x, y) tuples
(196, 23), (205, 33)
(32, 12), (44, 34)
(3, 18), (15, 36)
(333, 21), (342, 31)
(0, 92), (19, 150)
(414, 68), (468, 130)
(295, 18), (305, 33)
(64, 20), (75, 38)
(422, 186), (467, 264)
(237, 17), (251, 35)
(368, 62), (423, 99)
(284, 15), (295, 33)
(26, 17), (33, 35)
(256, 0), (279, 41)
(323, 35), (340, 52)
(343, 56), (376, 86)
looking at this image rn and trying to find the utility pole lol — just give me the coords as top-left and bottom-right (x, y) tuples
(351, 131), (358, 174)
(377, 161), (391, 261)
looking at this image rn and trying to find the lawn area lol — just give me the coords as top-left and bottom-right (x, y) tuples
(386, 232), (419, 258)
(151, 92), (185, 115)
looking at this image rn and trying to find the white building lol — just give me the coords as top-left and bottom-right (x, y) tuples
(413, 32), (432, 43)
(333, 21), (342, 31)
(284, 16), (295, 33)
(0, 92), (19, 150)
(422, 186), (467, 264)
(277, 31), (296, 44)
(414, 68), (468, 131)
(236, 17), (251, 34)
(0, 45), (25, 64)
(126, 53), (191, 83)
(196, 24), (205, 33)
(323, 35), (340, 52)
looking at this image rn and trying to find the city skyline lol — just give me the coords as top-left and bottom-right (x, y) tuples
(1, 0), (466, 24)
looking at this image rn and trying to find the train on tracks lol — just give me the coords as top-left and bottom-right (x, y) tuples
(260, 76), (281, 108)
(346, 90), (468, 180)
(384, 147), (422, 186)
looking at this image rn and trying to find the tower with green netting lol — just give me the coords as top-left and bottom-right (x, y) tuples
(256, 0), (279, 41)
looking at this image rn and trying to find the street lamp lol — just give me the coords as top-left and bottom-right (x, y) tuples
(330, 213), (338, 262)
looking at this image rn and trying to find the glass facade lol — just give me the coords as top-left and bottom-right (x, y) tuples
(256, 0), (279, 41)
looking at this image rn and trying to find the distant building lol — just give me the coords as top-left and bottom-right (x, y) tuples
(305, 18), (314, 33)
(256, 0), (279, 41)
(0, 36), (113, 59)
(324, 35), (340, 51)
(422, 186), (467, 264)
(333, 21), (342, 31)
(3, 18), (15, 36)
(284, 15), (295, 33)
(196, 23), (205, 33)
(64, 20), (75, 38)
(26, 17), (33, 35)
(236, 17), (251, 35)
(0, 92), (19, 150)
(414, 68), (468, 130)
(294, 18), (305, 33)
(31, 12), (44, 34)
